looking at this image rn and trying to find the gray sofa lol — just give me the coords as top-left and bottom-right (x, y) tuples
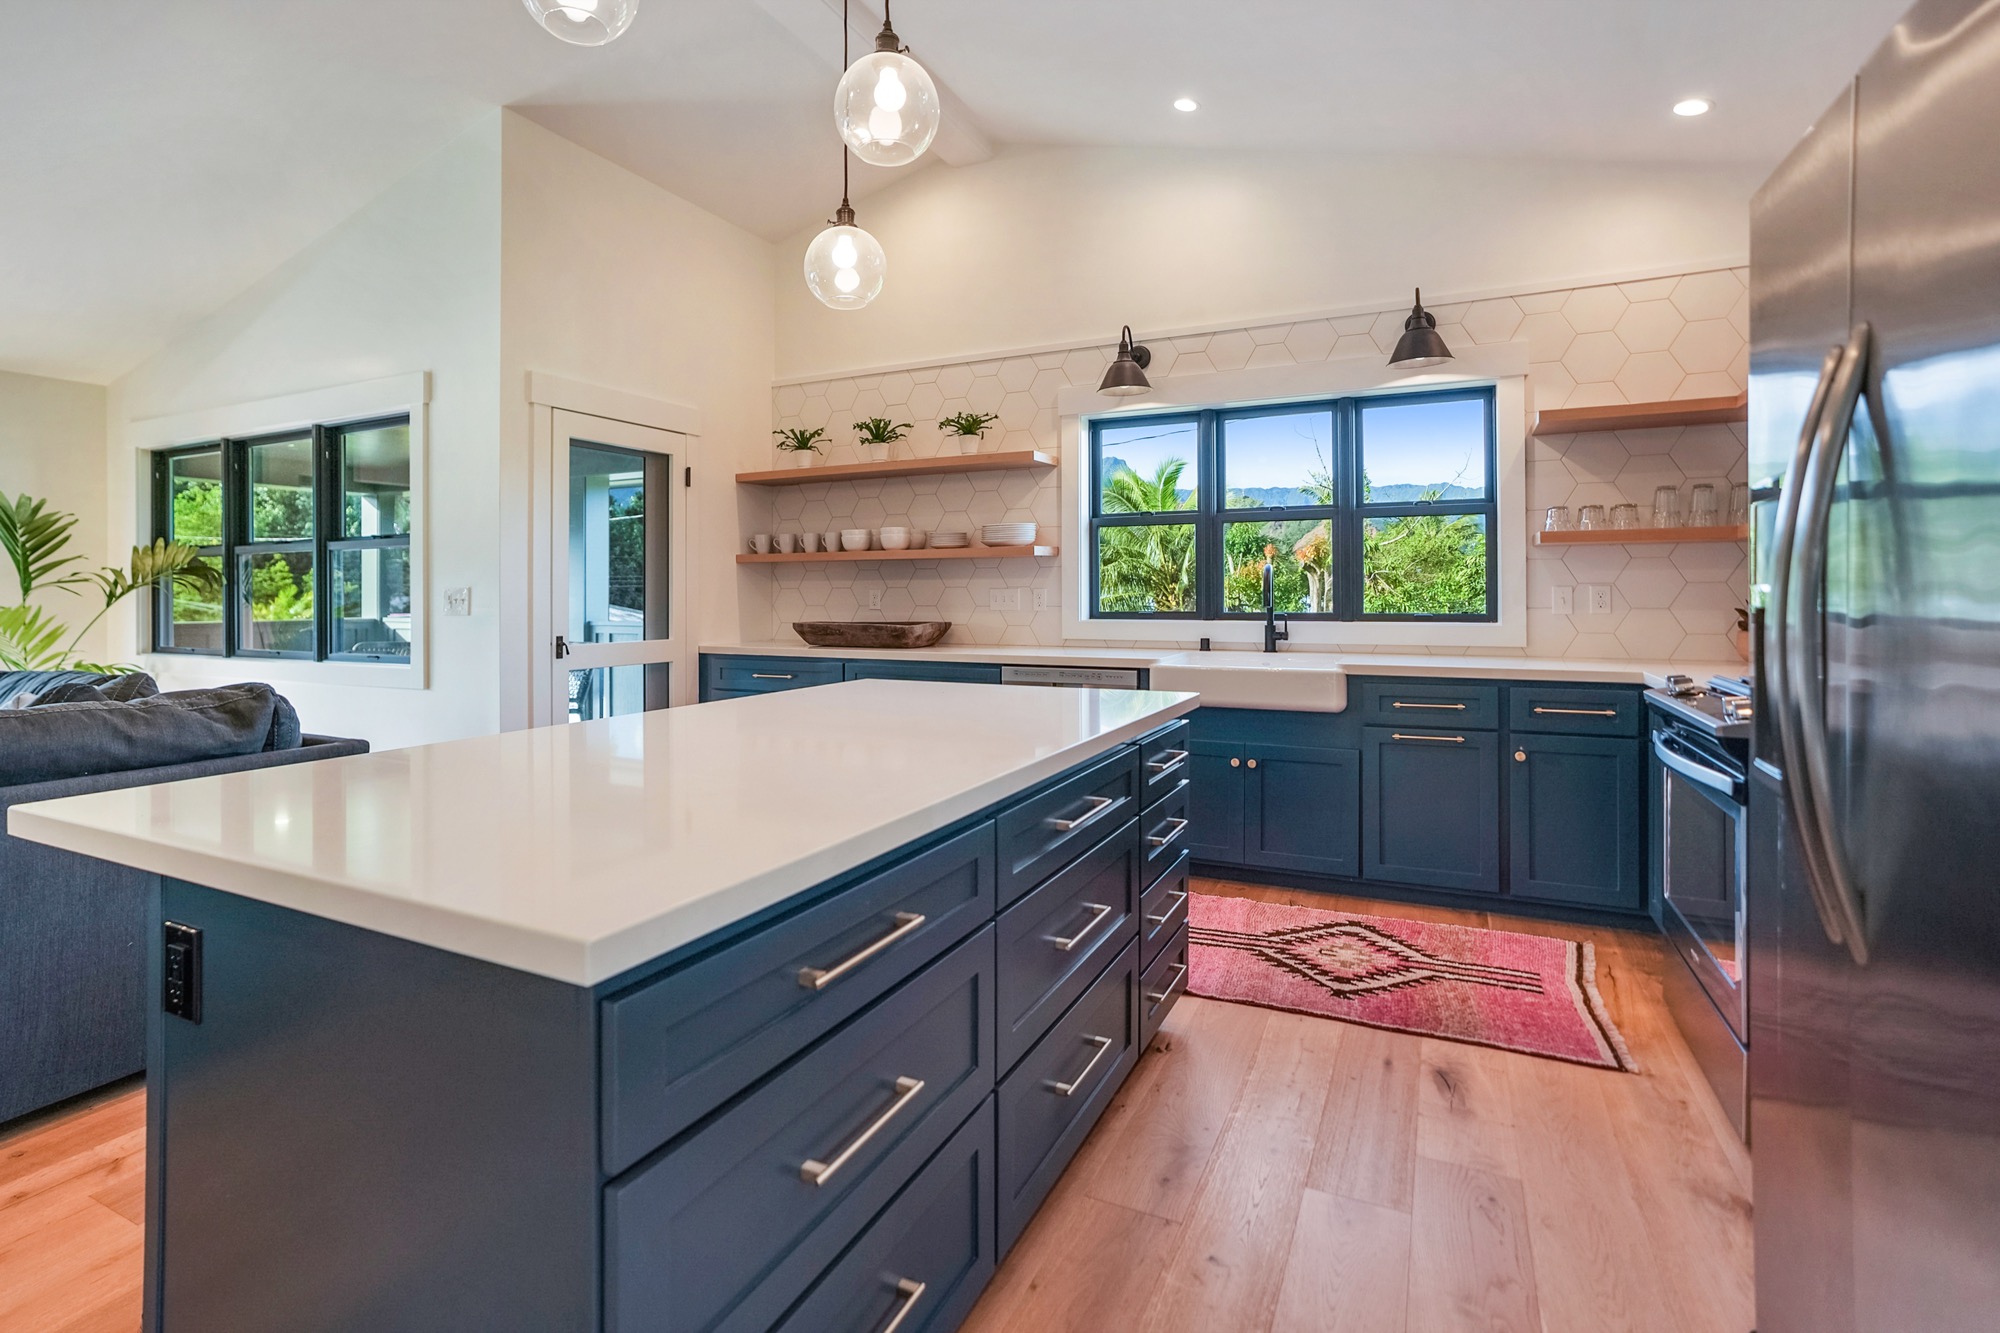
(0, 677), (368, 1125)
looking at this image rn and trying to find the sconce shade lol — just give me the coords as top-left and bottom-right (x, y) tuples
(1389, 289), (1454, 368)
(1098, 327), (1153, 396)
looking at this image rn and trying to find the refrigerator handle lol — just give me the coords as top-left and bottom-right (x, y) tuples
(1786, 324), (1874, 965)
(1767, 341), (1855, 952)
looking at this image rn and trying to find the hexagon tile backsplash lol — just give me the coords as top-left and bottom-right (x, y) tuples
(759, 267), (1750, 661)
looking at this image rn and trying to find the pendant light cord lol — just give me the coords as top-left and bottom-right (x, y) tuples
(839, 0), (852, 212)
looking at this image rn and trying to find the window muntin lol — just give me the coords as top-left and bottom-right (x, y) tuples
(152, 416), (413, 660)
(1087, 387), (1496, 623)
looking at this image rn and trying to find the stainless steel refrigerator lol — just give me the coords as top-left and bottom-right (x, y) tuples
(1748, 1), (2000, 1328)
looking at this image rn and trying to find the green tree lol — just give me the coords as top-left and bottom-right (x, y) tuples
(1362, 503), (1488, 615)
(1097, 459), (1196, 612)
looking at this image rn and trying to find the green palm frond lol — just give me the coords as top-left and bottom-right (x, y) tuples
(0, 493), (86, 597)
(0, 604), (72, 671)
(86, 539), (221, 605)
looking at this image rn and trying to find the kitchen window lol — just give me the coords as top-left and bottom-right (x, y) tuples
(1088, 387), (1496, 622)
(152, 416), (413, 661)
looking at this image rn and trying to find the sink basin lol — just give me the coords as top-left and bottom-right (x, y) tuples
(1149, 653), (1348, 713)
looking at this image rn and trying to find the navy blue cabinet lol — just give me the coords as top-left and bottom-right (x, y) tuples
(843, 661), (1004, 684)
(1507, 733), (1644, 910)
(1245, 744), (1360, 877)
(1361, 725), (1502, 894)
(1186, 740), (1246, 864)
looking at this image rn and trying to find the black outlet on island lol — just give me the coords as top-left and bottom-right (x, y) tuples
(163, 921), (203, 1024)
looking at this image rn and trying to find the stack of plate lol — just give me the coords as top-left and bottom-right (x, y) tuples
(981, 523), (1038, 547)
(929, 530), (970, 549)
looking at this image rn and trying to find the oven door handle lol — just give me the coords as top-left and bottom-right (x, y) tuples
(1651, 733), (1739, 797)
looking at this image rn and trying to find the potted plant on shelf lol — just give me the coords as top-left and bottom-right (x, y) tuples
(937, 411), (999, 456)
(772, 426), (825, 469)
(852, 417), (911, 464)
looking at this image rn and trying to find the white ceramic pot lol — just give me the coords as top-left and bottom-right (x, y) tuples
(865, 441), (891, 463)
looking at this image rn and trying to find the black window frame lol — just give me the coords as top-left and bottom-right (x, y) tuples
(1086, 385), (1498, 624)
(151, 414), (414, 662)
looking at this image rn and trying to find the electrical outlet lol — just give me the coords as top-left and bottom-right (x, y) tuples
(1551, 586), (1574, 615)
(989, 588), (1025, 612)
(1033, 588), (1056, 611)
(866, 588), (884, 610)
(1583, 584), (1613, 615)
(443, 587), (472, 617)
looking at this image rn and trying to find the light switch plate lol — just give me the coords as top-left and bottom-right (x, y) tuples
(1551, 586), (1574, 615)
(443, 587), (472, 617)
(989, 588), (1025, 612)
(1583, 585), (1613, 615)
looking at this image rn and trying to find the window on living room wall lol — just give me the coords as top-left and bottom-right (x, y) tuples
(151, 416), (413, 661)
(1088, 387), (1497, 622)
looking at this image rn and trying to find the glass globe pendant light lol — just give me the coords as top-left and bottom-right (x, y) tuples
(804, 151), (887, 310)
(834, 0), (941, 167)
(522, 0), (637, 46)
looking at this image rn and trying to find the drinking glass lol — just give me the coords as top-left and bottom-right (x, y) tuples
(1689, 483), (1719, 527)
(1729, 482), (1751, 526)
(1652, 486), (1682, 528)
(1544, 506), (1574, 532)
(1611, 503), (1641, 530)
(1578, 504), (1607, 531)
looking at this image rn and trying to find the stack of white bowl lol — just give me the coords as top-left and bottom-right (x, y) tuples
(981, 522), (1038, 548)
(929, 530), (970, 549)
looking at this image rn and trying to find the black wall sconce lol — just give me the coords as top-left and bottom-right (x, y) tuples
(1097, 326), (1153, 395)
(1388, 289), (1454, 368)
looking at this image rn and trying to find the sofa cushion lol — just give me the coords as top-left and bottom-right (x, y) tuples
(0, 669), (114, 708)
(0, 683), (288, 785)
(101, 673), (161, 702)
(31, 681), (110, 706)
(266, 693), (302, 751)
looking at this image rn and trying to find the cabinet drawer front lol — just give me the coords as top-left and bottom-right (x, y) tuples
(996, 940), (1138, 1256)
(1508, 733), (1644, 909)
(1139, 779), (1192, 890)
(995, 747), (1141, 907)
(1508, 686), (1641, 736)
(1139, 718), (1193, 809)
(1139, 853), (1190, 969)
(1361, 726), (1502, 894)
(1357, 680), (1500, 730)
(704, 656), (845, 696)
(1140, 923), (1189, 1049)
(604, 929), (994, 1333)
(843, 661), (1003, 684)
(995, 824), (1140, 1073)
(774, 1098), (997, 1333)
(601, 821), (995, 1176)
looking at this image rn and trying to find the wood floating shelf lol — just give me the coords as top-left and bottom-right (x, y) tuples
(736, 450), (1056, 487)
(1533, 392), (1748, 437)
(1536, 525), (1747, 547)
(737, 545), (1059, 565)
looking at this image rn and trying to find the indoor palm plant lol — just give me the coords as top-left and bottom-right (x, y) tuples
(0, 492), (221, 672)
(851, 416), (911, 464)
(772, 426), (825, 468)
(937, 411), (999, 456)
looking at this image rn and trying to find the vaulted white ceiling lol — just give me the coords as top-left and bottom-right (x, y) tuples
(2, 0), (1908, 383)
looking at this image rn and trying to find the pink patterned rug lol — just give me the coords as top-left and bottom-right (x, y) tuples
(1186, 893), (1637, 1072)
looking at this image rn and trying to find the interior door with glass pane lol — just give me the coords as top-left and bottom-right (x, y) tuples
(549, 410), (688, 723)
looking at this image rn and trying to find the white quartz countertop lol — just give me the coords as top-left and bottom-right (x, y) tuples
(8, 682), (1197, 987)
(701, 641), (1741, 689)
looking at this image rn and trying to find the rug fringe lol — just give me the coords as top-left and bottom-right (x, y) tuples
(1577, 941), (1640, 1073)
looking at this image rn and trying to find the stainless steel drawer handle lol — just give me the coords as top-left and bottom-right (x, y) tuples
(1146, 889), (1189, 926)
(797, 912), (927, 990)
(879, 1277), (928, 1333)
(1046, 793), (1122, 833)
(1391, 733), (1466, 743)
(1047, 1034), (1114, 1097)
(799, 1076), (926, 1186)
(750, 672), (796, 680)
(1046, 902), (1114, 952)
(1532, 706), (1619, 717)
(1392, 701), (1467, 711)
(1146, 963), (1188, 1005)
(1146, 817), (1189, 850)
(1146, 749), (1190, 776)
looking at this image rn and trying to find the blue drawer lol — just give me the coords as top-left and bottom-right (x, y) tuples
(600, 821), (995, 1175)
(1138, 718), (1192, 810)
(703, 655), (844, 696)
(1139, 852), (1189, 970)
(1507, 684), (1642, 736)
(995, 822), (1140, 1074)
(995, 747), (1141, 907)
(603, 927), (995, 1333)
(843, 660), (1003, 684)
(1356, 679), (1501, 730)
(1139, 779), (1191, 890)
(996, 939), (1138, 1256)
(773, 1097), (997, 1333)
(1140, 922), (1189, 1050)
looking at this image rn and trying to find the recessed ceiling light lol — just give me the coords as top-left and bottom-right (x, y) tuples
(1173, 97), (1199, 113)
(1674, 98), (1713, 117)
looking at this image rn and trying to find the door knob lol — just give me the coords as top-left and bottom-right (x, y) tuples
(1514, 750), (1527, 762)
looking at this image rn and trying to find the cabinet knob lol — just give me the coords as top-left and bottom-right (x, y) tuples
(1515, 750), (1527, 762)
(1246, 759), (1258, 769)
(1230, 757), (1240, 768)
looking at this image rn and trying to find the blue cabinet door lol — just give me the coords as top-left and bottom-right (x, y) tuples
(1244, 744), (1361, 877)
(1186, 740), (1245, 864)
(1361, 726), (1501, 894)
(1507, 733), (1644, 910)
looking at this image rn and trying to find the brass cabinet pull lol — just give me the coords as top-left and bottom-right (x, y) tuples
(1146, 963), (1189, 1005)
(1391, 733), (1466, 743)
(1515, 750), (1528, 762)
(1246, 758), (1259, 769)
(1046, 793), (1122, 833)
(799, 1076), (926, 1186)
(1047, 1034), (1114, 1097)
(1146, 749), (1190, 777)
(1146, 817), (1190, 850)
(797, 912), (926, 990)
(750, 672), (796, 680)
(1392, 701), (1467, 710)
(1146, 888), (1189, 925)
(878, 1278), (928, 1333)
(1532, 706), (1618, 717)
(1046, 902), (1114, 952)
(1229, 757), (1241, 768)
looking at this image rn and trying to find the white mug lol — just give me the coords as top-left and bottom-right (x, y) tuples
(749, 533), (775, 554)
(822, 530), (841, 555)
(797, 532), (820, 553)
(776, 533), (799, 554)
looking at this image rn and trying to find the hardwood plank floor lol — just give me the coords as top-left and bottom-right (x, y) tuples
(0, 877), (1755, 1333)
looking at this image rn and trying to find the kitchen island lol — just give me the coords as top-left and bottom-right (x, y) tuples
(9, 681), (1199, 1333)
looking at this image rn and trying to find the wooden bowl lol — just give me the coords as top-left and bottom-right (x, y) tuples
(793, 621), (952, 649)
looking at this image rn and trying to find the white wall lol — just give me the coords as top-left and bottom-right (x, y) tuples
(498, 113), (777, 722)
(0, 369), (108, 659)
(774, 146), (1762, 381)
(107, 117), (504, 749)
